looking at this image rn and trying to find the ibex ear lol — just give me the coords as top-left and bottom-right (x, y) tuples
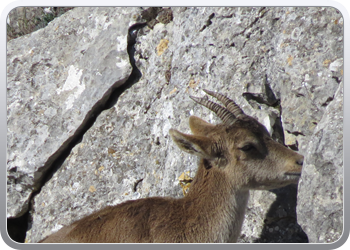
(169, 129), (216, 159)
(189, 116), (215, 136)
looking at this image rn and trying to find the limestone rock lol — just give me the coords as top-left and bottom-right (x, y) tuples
(297, 81), (343, 243)
(7, 7), (137, 218)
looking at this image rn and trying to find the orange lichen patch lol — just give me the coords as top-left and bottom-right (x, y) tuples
(323, 59), (331, 67)
(95, 166), (105, 175)
(180, 182), (191, 196)
(189, 79), (198, 89)
(89, 185), (96, 193)
(157, 39), (169, 56)
(179, 172), (193, 196)
(280, 43), (289, 48)
(341, 69), (343, 75)
(169, 87), (177, 95)
(287, 55), (293, 66)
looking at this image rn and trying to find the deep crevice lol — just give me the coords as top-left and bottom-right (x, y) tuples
(271, 116), (285, 145)
(133, 179), (144, 192)
(243, 76), (279, 108)
(321, 96), (334, 107)
(7, 22), (147, 243)
(286, 130), (306, 137)
(199, 13), (215, 32)
(332, 76), (341, 84)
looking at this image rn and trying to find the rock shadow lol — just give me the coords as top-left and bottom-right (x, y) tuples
(253, 184), (309, 243)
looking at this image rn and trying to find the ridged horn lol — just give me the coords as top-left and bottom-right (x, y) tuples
(190, 96), (236, 125)
(203, 89), (245, 118)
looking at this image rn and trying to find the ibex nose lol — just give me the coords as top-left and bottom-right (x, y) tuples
(296, 157), (304, 166)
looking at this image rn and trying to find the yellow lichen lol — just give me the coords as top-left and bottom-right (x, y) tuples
(89, 185), (96, 193)
(178, 172), (193, 196)
(169, 87), (177, 95)
(156, 39), (169, 56)
(323, 59), (331, 67)
(189, 79), (198, 89)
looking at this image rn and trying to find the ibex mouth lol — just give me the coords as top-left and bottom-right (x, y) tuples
(284, 172), (301, 176)
(284, 172), (301, 182)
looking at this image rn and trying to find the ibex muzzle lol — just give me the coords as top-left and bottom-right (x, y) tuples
(39, 90), (303, 243)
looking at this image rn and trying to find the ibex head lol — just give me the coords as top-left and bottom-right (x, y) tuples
(170, 89), (303, 191)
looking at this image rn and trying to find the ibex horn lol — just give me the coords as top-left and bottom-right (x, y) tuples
(203, 89), (245, 118)
(190, 96), (237, 125)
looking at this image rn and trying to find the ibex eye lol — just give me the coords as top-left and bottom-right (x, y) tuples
(240, 145), (254, 152)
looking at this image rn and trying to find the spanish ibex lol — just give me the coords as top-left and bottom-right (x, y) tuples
(39, 89), (303, 243)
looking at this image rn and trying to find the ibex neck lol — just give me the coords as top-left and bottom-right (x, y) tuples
(184, 159), (249, 242)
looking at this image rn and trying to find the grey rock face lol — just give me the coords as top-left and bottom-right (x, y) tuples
(7, 7), (343, 244)
(297, 81), (343, 243)
(7, 7), (137, 218)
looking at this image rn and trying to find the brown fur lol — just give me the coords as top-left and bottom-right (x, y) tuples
(39, 92), (303, 243)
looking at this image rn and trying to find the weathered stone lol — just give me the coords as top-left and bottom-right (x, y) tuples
(6, 7), (343, 244)
(7, 7), (138, 218)
(297, 81), (343, 243)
